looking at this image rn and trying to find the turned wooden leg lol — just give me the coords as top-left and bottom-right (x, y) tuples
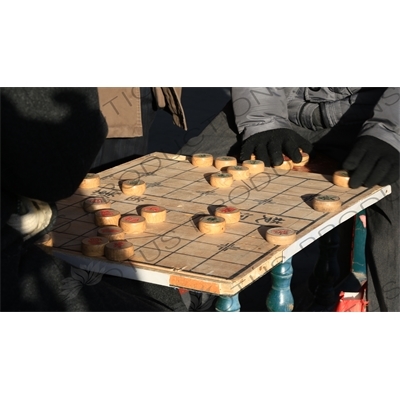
(352, 210), (367, 280)
(266, 258), (294, 312)
(215, 294), (241, 312)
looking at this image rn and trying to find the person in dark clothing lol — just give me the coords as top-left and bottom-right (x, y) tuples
(180, 87), (399, 311)
(1, 87), (188, 311)
(233, 88), (400, 312)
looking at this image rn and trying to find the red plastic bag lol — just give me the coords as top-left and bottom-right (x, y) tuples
(335, 285), (368, 312)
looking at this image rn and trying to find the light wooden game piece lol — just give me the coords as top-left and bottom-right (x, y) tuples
(140, 205), (167, 223)
(83, 196), (111, 213)
(274, 156), (293, 170)
(104, 240), (134, 261)
(119, 215), (147, 234)
(81, 236), (109, 257)
(79, 173), (100, 189)
(215, 206), (241, 224)
(214, 156), (237, 170)
(191, 153), (214, 167)
(97, 226), (125, 241)
(209, 172), (234, 188)
(94, 209), (121, 227)
(250, 154), (256, 160)
(292, 152), (310, 167)
(312, 195), (342, 213)
(242, 159), (265, 175)
(227, 165), (250, 180)
(35, 233), (53, 247)
(198, 216), (226, 234)
(266, 227), (297, 246)
(120, 179), (146, 196)
(333, 170), (350, 188)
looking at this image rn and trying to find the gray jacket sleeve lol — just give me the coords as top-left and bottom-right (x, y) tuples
(358, 87), (400, 152)
(232, 87), (292, 140)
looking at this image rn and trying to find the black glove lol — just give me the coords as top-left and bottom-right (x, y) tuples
(240, 128), (313, 167)
(342, 136), (400, 188)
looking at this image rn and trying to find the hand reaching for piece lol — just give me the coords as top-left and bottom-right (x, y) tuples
(342, 136), (400, 188)
(240, 128), (313, 167)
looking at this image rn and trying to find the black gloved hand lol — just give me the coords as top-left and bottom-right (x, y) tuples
(342, 136), (400, 188)
(240, 128), (313, 167)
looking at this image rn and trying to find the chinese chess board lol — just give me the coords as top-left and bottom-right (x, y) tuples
(47, 152), (391, 295)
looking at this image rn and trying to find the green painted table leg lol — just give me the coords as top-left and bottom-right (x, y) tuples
(215, 294), (240, 312)
(352, 210), (367, 279)
(266, 258), (294, 312)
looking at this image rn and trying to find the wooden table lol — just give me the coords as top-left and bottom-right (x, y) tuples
(45, 152), (391, 311)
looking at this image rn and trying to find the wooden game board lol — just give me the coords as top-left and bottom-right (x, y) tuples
(47, 152), (391, 296)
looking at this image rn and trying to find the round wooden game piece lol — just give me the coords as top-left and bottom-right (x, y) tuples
(119, 215), (147, 233)
(94, 209), (121, 227)
(198, 216), (226, 234)
(83, 196), (111, 213)
(312, 195), (342, 213)
(209, 172), (234, 188)
(292, 152), (310, 167)
(104, 240), (134, 261)
(265, 227), (297, 246)
(97, 225), (125, 241)
(35, 233), (53, 247)
(274, 156), (293, 170)
(215, 206), (241, 224)
(191, 153), (214, 167)
(214, 156), (237, 170)
(81, 236), (109, 257)
(227, 165), (250, 180)
(79, 173), (100, 189)
(242, 159), (265, 175)
(120, 179), (146, 196)
(333, 170), (350, 188)
(140, 205), (167, 223)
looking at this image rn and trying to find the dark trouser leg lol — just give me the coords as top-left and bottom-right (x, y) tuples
(365, 180), (400, 311)
(1, 226), (24, 311)
(15, 243), (187, 312)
